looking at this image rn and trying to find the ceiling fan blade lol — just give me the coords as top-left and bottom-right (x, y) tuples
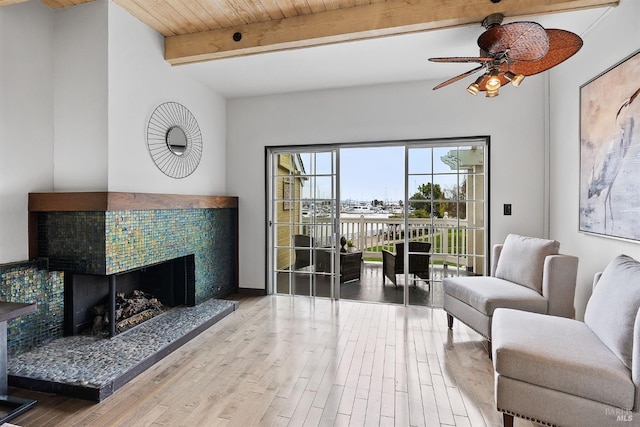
(478, 21), (549, 61)
(433, 66), (484, 90)
(508, 29), (583, 76)
(429, 57), (492, 63)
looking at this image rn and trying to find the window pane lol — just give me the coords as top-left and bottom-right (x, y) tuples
(435, 147), (458, 173)
(315, 152), (334, 175)
(408, 147), (432, 174)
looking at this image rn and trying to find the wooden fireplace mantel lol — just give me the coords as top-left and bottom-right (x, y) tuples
(28, 192), (238, 212)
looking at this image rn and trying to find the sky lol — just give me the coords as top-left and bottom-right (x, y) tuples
(340, 146), (405, 203)
(340, 145), (463, 203)
(297, 144), (474, 204)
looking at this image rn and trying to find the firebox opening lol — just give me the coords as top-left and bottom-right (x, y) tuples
(66, 255), (195, 337)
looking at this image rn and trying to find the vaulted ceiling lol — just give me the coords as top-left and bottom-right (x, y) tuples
(119, 0), (619, 65)
(0, 0), (620, 96)
(2, 0), (618, 64)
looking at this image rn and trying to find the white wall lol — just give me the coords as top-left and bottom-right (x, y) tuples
(549, 0), (640, 319)
(0, 2), (54, 262)
(228, 79), (549, 289)
(53, 1), (109, 190)
(107, 3), (227, 195)
(0, 0), (228, 264)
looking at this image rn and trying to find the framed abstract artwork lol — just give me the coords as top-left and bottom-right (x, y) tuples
(579, 50), (640, 241)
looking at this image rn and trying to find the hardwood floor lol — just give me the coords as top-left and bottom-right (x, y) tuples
(9, 295), (537, 426)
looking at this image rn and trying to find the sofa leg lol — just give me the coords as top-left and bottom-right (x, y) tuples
(502, 413), (514, 427)
(487, 341), (492, 359)
(447, 313), (454, 329)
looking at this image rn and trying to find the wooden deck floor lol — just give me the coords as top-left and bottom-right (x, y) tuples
(277, 261), (464, 307)
(9, 295), (536, 427)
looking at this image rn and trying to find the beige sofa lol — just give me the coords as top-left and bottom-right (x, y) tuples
(492, 254), (640, 427)
(443, 234), (578, 353)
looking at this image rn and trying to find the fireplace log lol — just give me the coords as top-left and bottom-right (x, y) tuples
(116, 309), (157, 333)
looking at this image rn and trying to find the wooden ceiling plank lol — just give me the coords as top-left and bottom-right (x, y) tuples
(240, 0), (275, 22)
(0, 0), (30, 6)
(270, 0), (300, 18)
(114, 0), (177, 36)
(307, 0), (328, 14)
(211, 0), (253, 26)
(149, 1), (205, 34)
(251, 0), (285, 20)
(132, 0), (201, 35)
(197, 0), (242, 27)
(177, 0), (224, 30)
(256, 0), (287, 20)
(171, 0), (219, 32)
(225, 0), (262, 24)
(165, 0), (619, 65)
(320, 0), (340, 12)
(116, 0), (198, 35)
(289, 0), (313, 16)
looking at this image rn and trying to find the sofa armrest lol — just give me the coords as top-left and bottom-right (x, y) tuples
(542, 254), (579, 318)
(491, 244), (503, 277)
(632, 308), (640, 412)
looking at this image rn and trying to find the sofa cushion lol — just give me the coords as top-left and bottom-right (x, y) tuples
(443, 276), (547, 316)
(494, 234), (559, 293)
(493, 308), (635, 410)
(584, 254), (640, 369)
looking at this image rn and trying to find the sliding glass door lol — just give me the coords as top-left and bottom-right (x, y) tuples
(406, 142), (487, 306)
(267, 138), (488, 306)
(268, 150), (339, 297)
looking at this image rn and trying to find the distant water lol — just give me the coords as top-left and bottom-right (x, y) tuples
(340, 212), (394, 219)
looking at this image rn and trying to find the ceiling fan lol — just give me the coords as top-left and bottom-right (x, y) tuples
(429, 13), (583, 97)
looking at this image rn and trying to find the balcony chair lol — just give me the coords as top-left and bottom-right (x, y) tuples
(443, 234), (578, 356)
(382, 241), (431, 288)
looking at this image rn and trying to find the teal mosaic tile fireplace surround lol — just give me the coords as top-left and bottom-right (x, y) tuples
(37, 208), (237, 303)
(0, 193), (240, 353)
(0, 260), (64, 355)
(29, 193), (238, 306)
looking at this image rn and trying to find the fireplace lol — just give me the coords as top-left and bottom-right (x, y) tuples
(21, 192), (239, 351)
(0, 192), (239, 402)
(67, 255), (195, 337)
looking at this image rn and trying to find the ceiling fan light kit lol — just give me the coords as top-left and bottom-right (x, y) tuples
(467, 76), (484, 95)
(485, 69), (502, 91)
(504, 71), (525, 87)
(429, 13), (583, 98)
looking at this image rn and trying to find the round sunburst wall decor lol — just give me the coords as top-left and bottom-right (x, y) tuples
(146, 102), (203, 179)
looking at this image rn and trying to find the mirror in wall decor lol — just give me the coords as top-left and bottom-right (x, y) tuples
(146, 101), (203, 178)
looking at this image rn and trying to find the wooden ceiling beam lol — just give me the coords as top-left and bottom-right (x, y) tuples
(39, 0), (90, 8)
(0, 0), (93, 8)
(165, 0), (618, 65)
(0, 0), (30, 6)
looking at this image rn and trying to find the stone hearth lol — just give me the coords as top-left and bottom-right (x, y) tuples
(8, 298), (237, 401)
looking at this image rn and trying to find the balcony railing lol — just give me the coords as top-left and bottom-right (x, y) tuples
(301, 214), (482, 272)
